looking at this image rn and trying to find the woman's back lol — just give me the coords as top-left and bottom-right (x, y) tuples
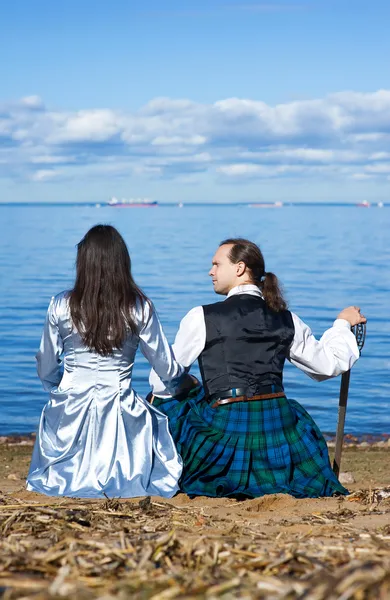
(27, 225), (185, 499)
(38, 290), (183, 397)
(49, 291), (139, 374)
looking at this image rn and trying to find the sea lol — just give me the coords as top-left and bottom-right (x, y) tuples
(0, 203), (389, 436)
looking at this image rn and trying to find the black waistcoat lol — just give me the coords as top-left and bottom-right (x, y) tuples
(198, 294), (295, 397)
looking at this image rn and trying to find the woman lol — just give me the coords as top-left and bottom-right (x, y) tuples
(150, 238), (366, 499)
(27, 224), (189, 498)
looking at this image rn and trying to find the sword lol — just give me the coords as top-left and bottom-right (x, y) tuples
(332, 322), (366, 477)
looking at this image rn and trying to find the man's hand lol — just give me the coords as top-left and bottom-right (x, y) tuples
(180, 374), (201, 394)
(337, 306), (367, 327)
(172, 374), (201, 401)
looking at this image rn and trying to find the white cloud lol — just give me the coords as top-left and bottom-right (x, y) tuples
(30, 155), (76, 164)
(369, 152), (390, 161)
(350, 173), (373, 180)
(365, 163), (390, 174)
(351, 133), (388, 143)
(31, 169), (61, 182)
(133, 164), (162, 176)
(2, 90), (390, 184)
(20, 95), (44, 109)
(238, 148), (362, 164)
(218, 164), (267, 176)
(278, 148), (335, 161)
(218, 163), (315, 178)
(151, 135), (207, 146)
(48, 110), (121, 143)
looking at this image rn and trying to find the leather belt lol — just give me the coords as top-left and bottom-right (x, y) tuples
(207, 387), (286, 409)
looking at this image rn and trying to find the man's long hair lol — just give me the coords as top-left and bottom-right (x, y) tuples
(69, 224), (148, 355)
(220, 238), (287, 312)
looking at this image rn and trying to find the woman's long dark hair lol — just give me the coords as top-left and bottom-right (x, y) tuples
(69, 225), (148, 355)
(220, 238), (287, 312)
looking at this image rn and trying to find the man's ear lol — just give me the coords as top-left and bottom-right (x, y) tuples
(236, 261), (246, 277)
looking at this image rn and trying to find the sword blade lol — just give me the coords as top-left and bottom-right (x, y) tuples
(332, 369), (351, 477)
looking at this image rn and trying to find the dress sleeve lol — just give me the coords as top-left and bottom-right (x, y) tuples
(139, 301), (186, 395)
(36, 296), (64, 391)
(149, 305), (206, 397)
(287, 313), (360, 381)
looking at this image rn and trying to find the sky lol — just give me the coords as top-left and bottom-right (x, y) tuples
(1, 0), (390, 203)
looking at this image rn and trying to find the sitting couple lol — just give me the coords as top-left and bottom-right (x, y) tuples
(27, 225), (366, 499)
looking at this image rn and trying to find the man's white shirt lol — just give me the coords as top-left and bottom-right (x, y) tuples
(149, 284), (360, 397)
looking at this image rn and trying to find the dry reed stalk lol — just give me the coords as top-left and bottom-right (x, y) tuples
(0, 491), (389, 599)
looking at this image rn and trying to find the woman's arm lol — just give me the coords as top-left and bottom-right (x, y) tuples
(139, 301), (192, 396)
(36, 296), (64, 391)
(148, 305), (205, 397)
(287, 309), (363, 381)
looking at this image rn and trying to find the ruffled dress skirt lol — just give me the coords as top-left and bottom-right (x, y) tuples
(153, 388), (348, 499)
(26, 391), (183, 499)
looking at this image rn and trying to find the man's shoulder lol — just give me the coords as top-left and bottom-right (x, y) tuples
(204, 293), (262, 307)
(201, 299), (226, 313)
(202, 295), (293, 324)
(202, 295), (250, 316)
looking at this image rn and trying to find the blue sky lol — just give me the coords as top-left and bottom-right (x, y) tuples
(1, 0), (390, 203)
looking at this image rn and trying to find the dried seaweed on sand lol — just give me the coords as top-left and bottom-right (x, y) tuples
(0, 491), (389, 599)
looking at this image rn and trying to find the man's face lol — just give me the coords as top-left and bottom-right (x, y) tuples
(209, 244), (239, 295)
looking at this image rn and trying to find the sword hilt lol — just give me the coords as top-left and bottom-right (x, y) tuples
(352, 322), (366, 355)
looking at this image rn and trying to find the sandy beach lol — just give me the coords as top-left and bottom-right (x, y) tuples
(1, 436), (389, 599)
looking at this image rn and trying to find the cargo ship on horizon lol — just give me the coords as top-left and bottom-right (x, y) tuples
(108, 197), (158, 208)
(248, 201), (283, 208)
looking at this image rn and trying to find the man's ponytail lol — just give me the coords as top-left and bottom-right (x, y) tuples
(260, 271), (287, 312)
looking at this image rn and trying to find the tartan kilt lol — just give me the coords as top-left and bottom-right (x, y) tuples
(153, 388), (348, 499)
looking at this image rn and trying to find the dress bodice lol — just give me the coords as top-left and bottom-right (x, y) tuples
(37, 291), (184, 398)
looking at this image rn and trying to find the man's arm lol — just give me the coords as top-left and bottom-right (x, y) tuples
(149, 306), (206, 397)
(287, 313), (360, 380)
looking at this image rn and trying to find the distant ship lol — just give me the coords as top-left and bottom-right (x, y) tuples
(248, 202), (283, 208)
(108, 197), (158, 208)
(356, 201), (370, 207)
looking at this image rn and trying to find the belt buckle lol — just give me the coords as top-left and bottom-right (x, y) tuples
(214, 394), (248, 408)
(208, 387), (246, 404)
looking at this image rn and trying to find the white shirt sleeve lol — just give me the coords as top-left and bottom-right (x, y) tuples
(149, 305), (206, 397)
(288, 313), (360, 381)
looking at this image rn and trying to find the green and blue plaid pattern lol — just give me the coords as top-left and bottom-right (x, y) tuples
(154, 388), (348, 499)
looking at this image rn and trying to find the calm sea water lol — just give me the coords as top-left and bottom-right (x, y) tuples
(0, 204), (389, 435)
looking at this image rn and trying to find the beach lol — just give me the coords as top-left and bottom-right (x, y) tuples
(1, 437), (389, 599)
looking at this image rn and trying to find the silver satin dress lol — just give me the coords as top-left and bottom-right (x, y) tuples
(26, 292), (184, 498)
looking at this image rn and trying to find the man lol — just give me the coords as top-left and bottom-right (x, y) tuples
(150, 238), (366, 499)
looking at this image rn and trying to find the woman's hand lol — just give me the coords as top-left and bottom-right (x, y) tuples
(337, 306), (367, 327)
(145, 391), (154, 404)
